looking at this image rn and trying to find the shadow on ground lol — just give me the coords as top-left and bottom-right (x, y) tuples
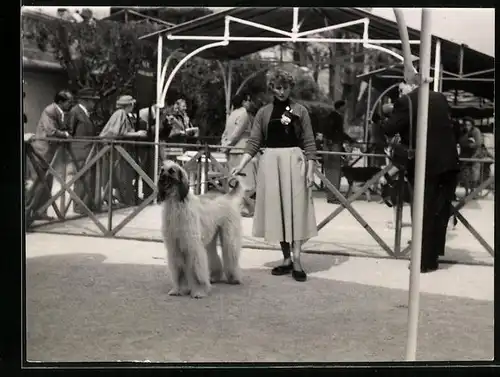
(26, 253), (493, 363)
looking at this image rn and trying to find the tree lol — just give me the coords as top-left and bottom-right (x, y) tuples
(26, 15), (163, 126)
(24, 8), (332, 138)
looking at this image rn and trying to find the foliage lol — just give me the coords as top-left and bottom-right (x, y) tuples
(25, 15), (162, 126)
(299, 100), (335, 135)
(25, 8), (331, 137)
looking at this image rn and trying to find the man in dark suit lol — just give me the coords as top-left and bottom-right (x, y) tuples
(382, 83), (459, 273)
(323, 100), (355, 203)
(28, 90), (73, 220)
(68, 88), (99, 214)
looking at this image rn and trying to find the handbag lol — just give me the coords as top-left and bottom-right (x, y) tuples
(391, 95), (415, 169)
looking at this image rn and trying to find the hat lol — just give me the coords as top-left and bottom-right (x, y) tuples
(77, 88), (99, 100)
(116, 95), (136, 107)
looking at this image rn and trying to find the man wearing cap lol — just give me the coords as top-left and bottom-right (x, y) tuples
(67, 88), (99, 214)
(100, 95), (147, 205)
(28, 90), (73, 221)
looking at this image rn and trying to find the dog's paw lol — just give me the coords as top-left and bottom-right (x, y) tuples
(168, 288), (183, 296)
(226, 274), (242, 285)
(210, 271), (223, 284)
(190, 290), (208, 299)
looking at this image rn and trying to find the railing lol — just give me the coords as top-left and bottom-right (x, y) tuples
(24, 136), (494, 258)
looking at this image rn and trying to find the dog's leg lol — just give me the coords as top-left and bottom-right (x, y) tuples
(220, 221), (242, 285)
(166, 241), (190, 296)
(207, 233), (223, 283)
(185, 240), (212, 299)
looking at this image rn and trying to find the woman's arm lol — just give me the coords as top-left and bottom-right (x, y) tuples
(300, 106), (317, 161)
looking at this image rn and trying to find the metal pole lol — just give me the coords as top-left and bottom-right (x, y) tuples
(405, 8), (432, 362)
(363, 78), (372, 167)
(433, 39), (441, 92)
(458, 44), (464, 78)
(364, 77), (372, 146)
(292, 7), (299, 34)
(153, 35), (163, 191)
(439, 64), (443, 92)
(107, 143), (114, 234)
(393, 8), (418, 81)
(227, 61), (233, 119)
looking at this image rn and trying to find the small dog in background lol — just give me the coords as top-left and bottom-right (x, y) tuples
(341, 166), (381, 201)
(380, 170), (458, 230)
(157, 160), (244, 299)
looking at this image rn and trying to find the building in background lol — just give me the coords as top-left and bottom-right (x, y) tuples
(22, 10), (68, 134)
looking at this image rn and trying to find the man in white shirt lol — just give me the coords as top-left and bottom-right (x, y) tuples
(221, 92), (258, 216)
(137, 104), (170, 199)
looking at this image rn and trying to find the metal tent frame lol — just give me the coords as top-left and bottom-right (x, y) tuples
(147, 7), (440, 361)
(151, 8), (424, 185)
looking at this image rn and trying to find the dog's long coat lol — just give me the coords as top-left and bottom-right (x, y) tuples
(158, 160), (243, 298)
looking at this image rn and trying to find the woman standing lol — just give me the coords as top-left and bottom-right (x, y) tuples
(231, 68), (318, 282)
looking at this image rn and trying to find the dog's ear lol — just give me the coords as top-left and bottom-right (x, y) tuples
(177, 168), (190, 201)
(157, 176), (166, 203)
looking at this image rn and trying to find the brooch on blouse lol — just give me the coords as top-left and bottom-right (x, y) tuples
(281, 106), (294, 126)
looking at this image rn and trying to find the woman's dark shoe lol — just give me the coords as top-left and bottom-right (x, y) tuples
(271, 263), (293, 276)
(292, 269), (307, 282)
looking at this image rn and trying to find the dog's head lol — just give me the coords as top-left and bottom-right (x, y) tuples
(157, 160), (190, 203)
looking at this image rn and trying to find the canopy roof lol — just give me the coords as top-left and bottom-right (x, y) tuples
(357, 64), (494, 101)
(104, 8), (175, 27)
(140, 7), (493, 79)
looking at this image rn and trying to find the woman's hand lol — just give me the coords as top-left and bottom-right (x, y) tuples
(379, 175), (387, 186)
(230, 166), (243, 177)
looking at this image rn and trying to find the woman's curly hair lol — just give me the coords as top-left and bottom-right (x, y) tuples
(267, 67), (296, 90)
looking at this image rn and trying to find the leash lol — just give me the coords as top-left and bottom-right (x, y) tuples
(187, 172), (246, 189)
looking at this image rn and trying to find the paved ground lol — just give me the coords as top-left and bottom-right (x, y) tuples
(34, 186), (494, 265)
(26, 233), (494, 362)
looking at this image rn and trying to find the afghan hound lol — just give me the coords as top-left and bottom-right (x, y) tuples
(157, 160), (244, 298)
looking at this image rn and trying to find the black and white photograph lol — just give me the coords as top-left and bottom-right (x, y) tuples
(22, 6), (494, 364)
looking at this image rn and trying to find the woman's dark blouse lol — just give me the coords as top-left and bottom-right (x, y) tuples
(265, 98), (300, 148)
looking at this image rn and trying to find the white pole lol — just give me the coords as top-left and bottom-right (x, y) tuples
(160, 40), (228, 107)
(393, 8), (418, 82)
(405, 8), (433, 361)
(439, 64), (444, 92)
(292, 7), (299, 34)
(227, 61), (233, 119)
(154, 35), (163, 190)
(168, 34), (421, 45)
(433, 39), (441, 92)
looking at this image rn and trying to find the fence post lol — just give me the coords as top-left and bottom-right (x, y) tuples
(204, 142), (210, 194)
(60, 144), (68, 216)
(393, 169), (405, 256)
(95, 142), (102, 211)
(107, 142), (114, 234)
